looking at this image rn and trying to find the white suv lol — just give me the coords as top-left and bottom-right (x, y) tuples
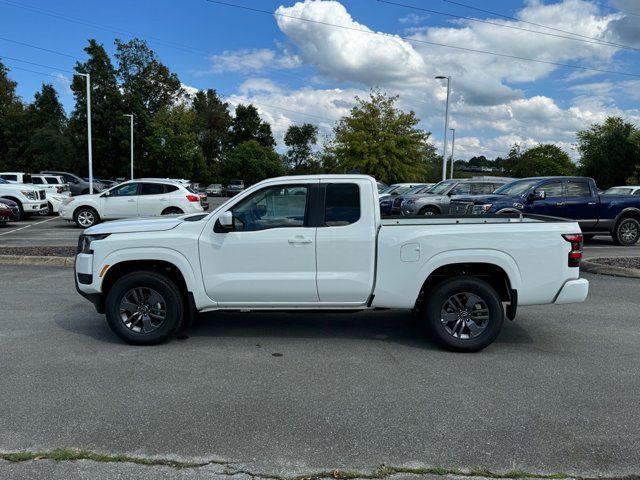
(31, 174), (71, 215)
(59, 179), (204, 228)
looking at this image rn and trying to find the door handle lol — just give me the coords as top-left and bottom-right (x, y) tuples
(127, 199), (136, 202)
(587, 202), (596, 205)
(556, 202), (565, 206)
(288, 236), (312, 245)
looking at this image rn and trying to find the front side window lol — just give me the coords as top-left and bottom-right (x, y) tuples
(231, 185), (308, 231)
(324, 183), (360, 227)
(140, 183), (165, 195)
(1, 174), (17, 181)
(634, 190), (640, 196)
(110, 183), (139, 197)
(565, 181), (591, 197)
(32, 177), (44, 184)
(470, 183), (494, 195)
(536, 182), (564, 198)
(450, 183), (471, 195)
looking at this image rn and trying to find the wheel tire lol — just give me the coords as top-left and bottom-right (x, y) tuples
(105, 271), (184, 345)
(613, 218), (640, 246)
(423, 277), (504, 352)
(162, 207), (184, 215)
(419, 206), (439, 216)
(74, 207), (99, 228)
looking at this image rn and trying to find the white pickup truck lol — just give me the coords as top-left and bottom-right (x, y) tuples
(75, 175), (589, 351)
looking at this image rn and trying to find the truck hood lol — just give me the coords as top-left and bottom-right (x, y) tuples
(85, 216), (188, 235)
(0, 183), (42, 193)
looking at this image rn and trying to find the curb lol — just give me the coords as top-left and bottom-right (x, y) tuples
(581, 257), (640, 278)
(0, 255), (75, 268)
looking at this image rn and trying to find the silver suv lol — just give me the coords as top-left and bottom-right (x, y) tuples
(400, 179), (510, 215)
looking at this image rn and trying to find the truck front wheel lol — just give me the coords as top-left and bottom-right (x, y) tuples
(423, 277), (504, 352)
(105, 271), (184, 345)
(613, 218), (640, 246)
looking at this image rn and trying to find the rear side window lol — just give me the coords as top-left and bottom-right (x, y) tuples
(32, 177), (44, 184)
(470, 183), (494, 195)
(324, 183), (360, 227)
(565, 181), (591, 197)
(45, 177), (60, 184)
(140, 183), (165, 195)
(165, 185), (179, 193)
(635, 190), (640, 196)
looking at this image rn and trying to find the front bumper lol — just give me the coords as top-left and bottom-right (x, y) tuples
(24, 201), (48, 213)
(554, 278), (589, 304)
(74, 253), (104, 313)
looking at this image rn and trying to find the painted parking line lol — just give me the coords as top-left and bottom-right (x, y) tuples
(0, 217), (59, 237)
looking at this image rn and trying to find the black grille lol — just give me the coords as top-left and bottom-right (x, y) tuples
(38, 190), (46, 200)
(450, 202), (473, 215)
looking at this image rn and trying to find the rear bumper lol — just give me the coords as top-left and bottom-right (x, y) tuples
(554, 278), (589, 304)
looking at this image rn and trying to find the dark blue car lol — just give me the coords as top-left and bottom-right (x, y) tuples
(450, 176), (640, 246)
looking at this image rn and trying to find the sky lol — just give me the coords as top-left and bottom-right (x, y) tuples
(1, 0), (639, 160)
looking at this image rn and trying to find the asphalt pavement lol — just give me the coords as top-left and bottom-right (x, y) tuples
(0, 267), (638, 479)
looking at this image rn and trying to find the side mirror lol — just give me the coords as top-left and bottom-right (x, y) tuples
(219, 210), (233, 228)
(533, 190), (546, 200)
(101, 190), (110, 197)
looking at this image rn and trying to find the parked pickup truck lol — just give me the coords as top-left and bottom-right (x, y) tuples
(450, 176), (640, 246)
(74, 175), (589, 352)
(0, 178), (47, 218)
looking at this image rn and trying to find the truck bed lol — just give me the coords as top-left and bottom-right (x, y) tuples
(381, 213), (573, 226)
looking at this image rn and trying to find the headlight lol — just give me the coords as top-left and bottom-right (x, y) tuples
(77, 234), (110, 254)
(62, 197), (75, 206)
(21, 190), (37, 200)
(51, 195), (65, 202)
(472, 203), (493, 214)
(405, 199), (415, 205)
(0, 202), (9, 209)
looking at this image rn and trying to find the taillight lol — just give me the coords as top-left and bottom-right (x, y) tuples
(56, 186), (63, 193)
(186, 194), (199, 202)
(562, 234), (583, 267)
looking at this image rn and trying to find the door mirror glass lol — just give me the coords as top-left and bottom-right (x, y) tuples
(219, 210), (233, 228)
(101, 190), (111, 197)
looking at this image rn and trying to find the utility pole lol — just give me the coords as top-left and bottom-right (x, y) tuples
(450, 128), (456, 179)
(435, 76), (451, 182)
(123, 114), (134, 180)
(75, 73), (93, 194)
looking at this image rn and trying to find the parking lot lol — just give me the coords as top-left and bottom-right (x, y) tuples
(0, 267), (638, 479)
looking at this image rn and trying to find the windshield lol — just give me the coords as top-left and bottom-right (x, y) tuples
(603, 187), (633, 195)
(405, 185), (430, 195)
(494, 179), (540, 196)
(427, 180), (456, 195)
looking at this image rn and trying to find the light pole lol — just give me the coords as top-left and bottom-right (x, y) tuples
(123, 114), (134, 180)
(75, 72), (93, 194)
(449, 128), (456, 179)
(435, 75), (451, 182)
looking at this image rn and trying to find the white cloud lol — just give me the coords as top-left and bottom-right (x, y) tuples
(208, 48), (300, 73)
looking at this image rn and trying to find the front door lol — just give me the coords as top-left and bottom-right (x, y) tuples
(100, 182), (139, 219)
(527, 181), (565, 217)
(199, 183), (318, 305)
(563, 180), (598, 230)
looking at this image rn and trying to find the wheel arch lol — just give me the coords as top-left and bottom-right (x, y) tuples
(418, 203), (442, 214)
(613, 207), (640, 229)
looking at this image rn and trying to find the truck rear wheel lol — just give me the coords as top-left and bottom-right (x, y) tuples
(423, 277), (504, 352)
(613, 218), (640, 246)
(419, 206), (439, 216)
(105, 271), (184, 345)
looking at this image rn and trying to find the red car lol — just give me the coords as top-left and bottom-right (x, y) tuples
(0, 198), (20, 224)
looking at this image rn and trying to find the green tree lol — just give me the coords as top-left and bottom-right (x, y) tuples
(228, 104), (275, 149)
(577, 117), (640, 188)
(224, 140), (284, 184)
(0, 62), (28, 170)
(506, 144), (576, 178)
(145, 105), (205, 180)
(327, 89), (436, 183)
(23, 84), (75, 172)
(69, 39), (125, 178)
(284, 123), (319, 173)
(192, 89), (232, 178)
(115, 38), (183, 177)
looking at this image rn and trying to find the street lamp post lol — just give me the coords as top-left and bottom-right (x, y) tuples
(449, 128), (456, 179)
(123, 114), (134, 180)
(435, 76), (451, 182)
(75, 73), (93, 194)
